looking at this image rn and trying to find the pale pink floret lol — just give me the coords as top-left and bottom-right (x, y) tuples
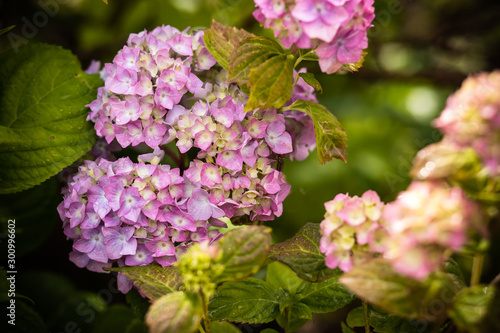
(382, 181), (481, 280)
(320, 190), (384, 272)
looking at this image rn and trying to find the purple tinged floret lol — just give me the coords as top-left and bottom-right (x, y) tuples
(253, 0), (374, 74)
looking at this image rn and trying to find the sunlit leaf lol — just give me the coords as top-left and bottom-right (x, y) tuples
(0, 43), (101, 193)
(229, 36), (283, 85)
(214, 225), (271, 283)
(295, 276), (355, 313)
(209, 278), (280, 324)
(298, 72), (322, 93)
(339, 258), (460, 320)
(245, 54), (295, 111)
(449, 285), (499, 333)
(203, 21), (255, 71)
(209, 321), (242, 333)
(268, 223), (341, 282)
(106, 265), (183, 301)
(283, 100), (347, 163)
(0, 25), (15, 36)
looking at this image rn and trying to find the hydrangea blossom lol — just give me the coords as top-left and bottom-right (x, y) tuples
(57, 150), (226, 291)
(86, 26), (214, 150)
(253, 0), (375, 74)
(62, 26), (320, 290)
(433, 70), (500, 176)
(381, 181), (480, 280)
(319, 190), (385, 272)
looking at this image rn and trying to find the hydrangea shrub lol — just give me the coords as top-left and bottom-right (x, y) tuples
(1, 0), (499, 332)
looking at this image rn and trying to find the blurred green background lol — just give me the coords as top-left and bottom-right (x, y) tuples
(1, 0), (500, 332)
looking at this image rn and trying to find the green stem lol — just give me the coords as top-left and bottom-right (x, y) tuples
(294, 57), (303, 68)
(471, 253), (485, 286)
(284, 306), (291, 333)
(362, 300), (371, 333)
(199, 291), (211, 333)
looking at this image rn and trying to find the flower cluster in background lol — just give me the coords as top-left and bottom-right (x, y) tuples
(382, 181), (480, 280)
(320, 71), (499, 281)
(433, 70), (500, 177)
(253, 0), (375, 74)
(320, 190), (385, 272)
(320, 183), (481, 280)
(59, 26), (318, 282)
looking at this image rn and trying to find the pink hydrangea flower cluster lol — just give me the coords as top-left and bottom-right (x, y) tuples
(57, 150), (226, 285)
(83, 26), (319, 225)
(87, 26), (216, 149)
(381, 181), (480, 280)
(61, 26), (319, 283)
(253, 0), (375, 74)
(433, 71), (500, 176)
(319, 190), (385, 272)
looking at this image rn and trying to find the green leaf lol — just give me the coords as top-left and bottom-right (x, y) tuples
(245, 54), (295, 111)
(268, 223), (341, 282)
(276, 302), (311, 332)
(339, 51), (366, 73)
(347, 306), (434, 333)
(449, 285), (498, 333)
(443, 258), (466, 291)
(145, 292), (202, 333)
(283, 100), (347, 163)
(295, 276), (355, 313)
(17, 270), (108, 332)
(125, 319), (148, 333)
(214, 225), (272, 283)
(106, 265), (183, 301)
(209, 278), (280, 324)
(368, 309), (433, 333)
(266, 261), (303, 295)
(341, 322), (356, 333)
(92, 304), (135, 333)
(261, 330), (280, 333)
(126, 288), (151, 320)
(0, 177), (58, 257)
(0, 25), (15, 36)
(298, 72), (323, 93)
(10, 299), (48, 333)
(209, 321), (242, 333)
(339, 258), (460, 320)
(0, 43), (101, 193)
(346, 306), (364, 328)
(203, 21), (255, 71)
(298, 49), (319, 62)
(229, 36), (283, 86)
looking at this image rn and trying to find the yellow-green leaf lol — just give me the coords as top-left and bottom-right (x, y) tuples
(245, 54), (295, 111)
(203, 21), (255, 71)
(283, 100), (347, 163)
